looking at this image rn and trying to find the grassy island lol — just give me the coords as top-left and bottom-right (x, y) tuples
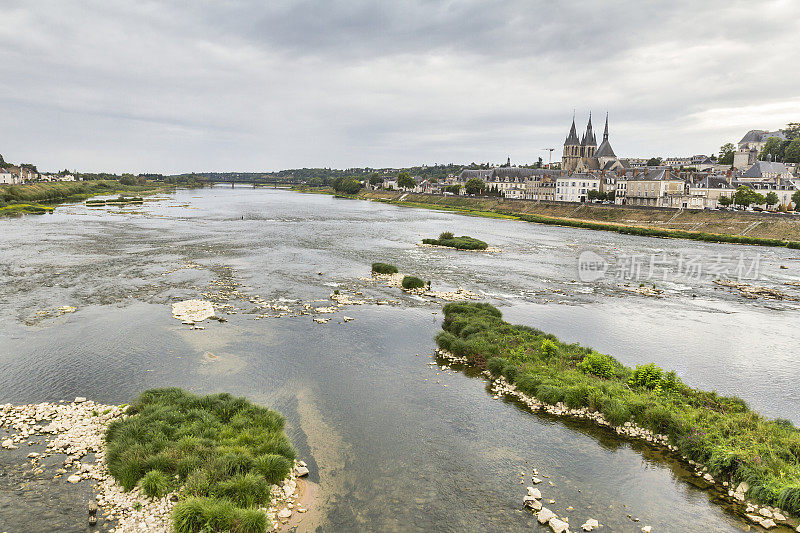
(422, 231), (488, 250)
(371, 262), (399, 274)
(435, 302), (800, 515)
(0, 181), (164, 217)
(105, 388), (296, 533)
(401, 275), (427, 289)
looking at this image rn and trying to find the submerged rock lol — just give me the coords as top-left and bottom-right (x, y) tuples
(537, 508), (556, 524)
(171, 300), (215, 323)
(581, 518), (599, 531)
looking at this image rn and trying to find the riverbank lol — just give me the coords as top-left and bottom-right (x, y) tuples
(0, 390), (309, 532)
(435, 302), (800, 528)
(294, 187), (800, 248)
(0, 181), (170, 217)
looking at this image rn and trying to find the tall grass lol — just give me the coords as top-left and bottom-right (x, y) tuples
(421, 231), (488, 250)
(371, 262), (398, 274)
(437, 302), (800, 515)
(105, 388), (296, 533)
(401, 275), (426, 289)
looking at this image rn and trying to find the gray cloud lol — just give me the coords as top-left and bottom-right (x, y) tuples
(0, 0), (798, 173)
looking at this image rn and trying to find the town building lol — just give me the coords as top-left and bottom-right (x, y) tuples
(733, 129), (786, 169)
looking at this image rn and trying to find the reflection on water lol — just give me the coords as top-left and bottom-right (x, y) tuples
(1, 187), (798, 531)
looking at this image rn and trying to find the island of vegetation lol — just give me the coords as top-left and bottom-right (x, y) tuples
(401, 275), (427, 289)
(435, 302), (800, 517)
(106, 388), (298, 532)
(422, 231), (488, 250)
(371, 262), (399, 274)
(0, 181), (163, 217)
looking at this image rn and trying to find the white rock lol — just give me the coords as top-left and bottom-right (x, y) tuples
(527, 487), (542, 499)
(760, 508), (773, 518)
(735, 482), (749, 494)
(277, 508), (292, 520)
(67, 474), (81, 483)
(642, 527), (652, 533)
(549, 517), (569, 533)
(74, 397), (87, 403)
(538, 508), (556, 524)
(759, 518), (776, 529)
(702, 473), (714, 483)
(295, 466), (309, 477)
(773, 511), (786, 521)
(531, 477), (542, 484)
(582, 518), (599, 531)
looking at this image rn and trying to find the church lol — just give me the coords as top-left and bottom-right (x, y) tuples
(562, 113), (625, 172)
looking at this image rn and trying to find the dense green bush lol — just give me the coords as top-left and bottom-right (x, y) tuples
(371, 262), (398, 274)
(422, 233), (489, 250)
(106, 388), (296, 533)
(577, 352), (616, 379)
(434, 301), (800, 514)
(401, 275), (426, 289)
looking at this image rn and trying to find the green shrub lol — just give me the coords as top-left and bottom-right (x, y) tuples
(540, 339), (559, 359)
(422, 233), (488, 250)
(371, 262), (398, 274)
(439, 231), (454, 240)
(401, 275), (426, 289)
(577, 352), (616, 379)
(141, 469), (171, 498)
(629, 363), (664, 390)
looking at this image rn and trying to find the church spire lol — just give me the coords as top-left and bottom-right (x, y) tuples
(582, 112), (596, 146)
(564, 114), (579, 146)
(603, 112), (609, 142)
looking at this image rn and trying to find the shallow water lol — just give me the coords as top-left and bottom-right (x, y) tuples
(1, 186), (798, 531)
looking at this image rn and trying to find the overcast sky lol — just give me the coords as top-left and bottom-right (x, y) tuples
(1, 0), (799, 174)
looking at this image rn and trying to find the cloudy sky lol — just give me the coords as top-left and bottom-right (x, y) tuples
(1, 0), (799, 174)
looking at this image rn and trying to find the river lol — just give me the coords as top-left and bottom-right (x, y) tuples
(1, 186), (798, 531)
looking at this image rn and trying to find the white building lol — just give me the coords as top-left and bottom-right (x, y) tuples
(556, 173), (600, 202)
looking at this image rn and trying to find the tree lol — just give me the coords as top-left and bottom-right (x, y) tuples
(587, 190), (605, 202)
(733, 185), (763, 207)
(758, 137), (786, 161)
(464, 178), (484, 195)
(784, 138), (800, 163)
(443, 185), (461, 194)
(718, 195), (733, 207)
(332, 176), (361, 194)
(397, 172), (416, 190)
(791, 190), (800, 210)
(646, 157), (662, 167)
(718, 143), (735, 165)
(765, 192), (779, 207)
(368, 173), (382, 186)
(606, 190), (616, 202)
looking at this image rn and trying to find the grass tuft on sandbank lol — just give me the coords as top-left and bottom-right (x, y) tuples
(436, 302), (800, 515)
(371, 262), (399, 274)
(422, 231), (488, 250)
(105, 388), (296, 533)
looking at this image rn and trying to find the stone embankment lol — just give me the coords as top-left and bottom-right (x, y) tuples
(1, 398), (310, 532)
(435, 348), (800, 532)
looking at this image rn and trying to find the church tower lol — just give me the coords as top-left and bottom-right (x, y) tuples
(581, 112), (597, 158)
(562, 114), (581, 171)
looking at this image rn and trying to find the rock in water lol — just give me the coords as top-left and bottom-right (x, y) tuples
(526, 487), (542, 499)
(295, 466), (309, 477)
(582, 518), (599, 531)
(67, 474), (81, 483)
(277, 508), (292, 520)
(171, 300), (215, 323)
(549, 517), (569, 533)
(537, 508), (556, 524)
